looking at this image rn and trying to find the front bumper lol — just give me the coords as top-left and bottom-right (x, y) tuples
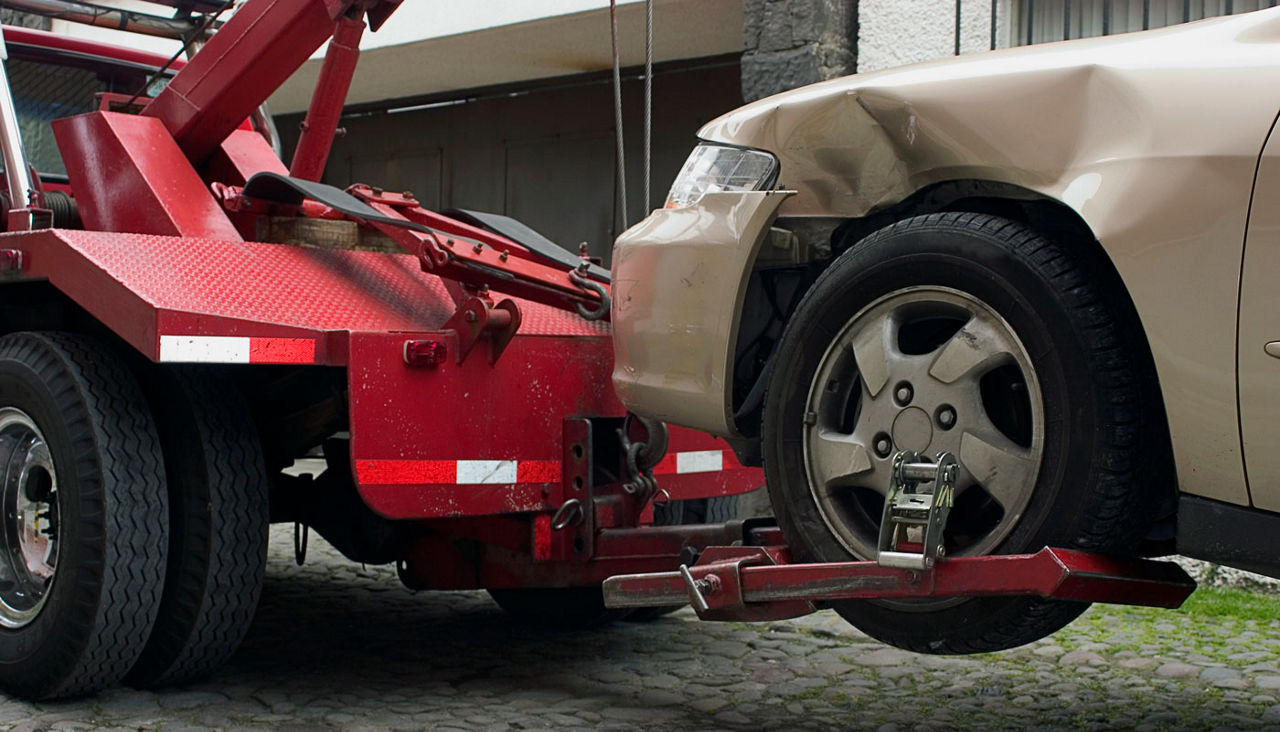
(610, 190), (792, 437)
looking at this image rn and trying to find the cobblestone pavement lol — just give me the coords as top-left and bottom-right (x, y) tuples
(3, 528), (1280, 730)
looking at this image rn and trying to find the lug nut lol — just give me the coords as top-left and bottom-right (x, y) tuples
(894, 382), (914, 406)
(874, 433), (893, 458)
(937, 406), (956, 430)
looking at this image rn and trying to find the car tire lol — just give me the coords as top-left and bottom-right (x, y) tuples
(126, 367), (269, 688)
(763, 212), (1163, 654)
(0, 332), (168, 699)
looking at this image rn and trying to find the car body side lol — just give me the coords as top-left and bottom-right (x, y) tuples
(613, 9), (1280, 510)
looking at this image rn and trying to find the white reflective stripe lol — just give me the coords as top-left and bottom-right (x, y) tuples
(159, 335), (250, 363)
(676, 450), (723, 474)
(456, 460), (518, 484)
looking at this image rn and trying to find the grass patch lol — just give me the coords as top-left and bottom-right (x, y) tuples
(1176, 585), (1280, 621)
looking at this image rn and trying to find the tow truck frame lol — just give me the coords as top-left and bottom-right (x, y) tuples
(0, 0), (1197, 699)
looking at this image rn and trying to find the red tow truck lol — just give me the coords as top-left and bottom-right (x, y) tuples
(0, 0), (1197, 701)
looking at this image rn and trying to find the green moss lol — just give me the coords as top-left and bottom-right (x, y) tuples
(1176, 586), (1280, 621)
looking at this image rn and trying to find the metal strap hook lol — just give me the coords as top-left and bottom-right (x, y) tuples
(569, 270), (611, 320)
(551, 498), (584, 531)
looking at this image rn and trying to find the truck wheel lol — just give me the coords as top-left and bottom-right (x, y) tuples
(126, 367), (268, 688)
(487, 586), (626, 627)
(0, 332), (167, 699)
(763, 213), (1162, 653)
(626, 494), (743, 621)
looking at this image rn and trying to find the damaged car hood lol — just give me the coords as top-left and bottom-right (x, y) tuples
(700, 8), (1280, 220)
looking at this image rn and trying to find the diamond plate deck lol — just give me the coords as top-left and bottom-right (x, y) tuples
(7, 229), (607, 364)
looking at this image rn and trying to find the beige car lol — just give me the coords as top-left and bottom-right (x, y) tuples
(612, 8), (1280, 652)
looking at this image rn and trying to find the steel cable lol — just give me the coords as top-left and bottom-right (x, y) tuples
(609, 0), (628, 228)
(643, 0), (653, 214)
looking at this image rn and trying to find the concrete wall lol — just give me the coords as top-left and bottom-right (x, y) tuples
(738, 0), (1019, 101)
(857, 0), (1014, 74)
(0, 9), (47, 30)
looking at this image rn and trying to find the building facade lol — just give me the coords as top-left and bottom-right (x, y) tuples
(11, 0), (1273, 261)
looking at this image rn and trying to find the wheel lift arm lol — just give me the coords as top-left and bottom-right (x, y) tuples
(602, 530), (1197, 623)
(602, 453), (1197, 623)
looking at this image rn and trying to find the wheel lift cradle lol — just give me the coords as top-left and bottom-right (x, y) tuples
(603, 453), (1197, 622)
(0, 0), (1196, 640)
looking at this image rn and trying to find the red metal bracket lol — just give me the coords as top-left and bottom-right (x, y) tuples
(678, 546), (816, 622)
(544, 418), (595, 562)
(441, 293), (521, 365)
(7, 208), (52, 232)
(603, 546), (1197, 622)
(0, 249), (23, 273)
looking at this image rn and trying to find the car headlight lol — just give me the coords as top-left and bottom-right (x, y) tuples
(664, 143), (779, 209)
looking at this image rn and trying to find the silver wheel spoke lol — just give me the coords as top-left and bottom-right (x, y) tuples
(803, 286), (1044, 561)
(959, 428), (1038, 511)
(808, 430), (874, 488)
(849, 310), (896, 398)
(928, 316), (1017, 385)
(0, 409), (58, 627)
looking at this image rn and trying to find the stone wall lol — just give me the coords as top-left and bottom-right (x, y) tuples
(740, 0), (858, 102)
(0, 8), (49, 30)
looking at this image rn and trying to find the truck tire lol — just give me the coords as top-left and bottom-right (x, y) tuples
(763, 213), (1162, 653)
(487, 586), (626, 627)
(626, 494), (743, 621)
(0, 332), (168, 699)
(126, 367), (269, 688)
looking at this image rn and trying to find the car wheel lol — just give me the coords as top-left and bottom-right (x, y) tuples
(763, 212), (1162, 653)
(126, 367), (269, 688)
(0, 332), (168, 698)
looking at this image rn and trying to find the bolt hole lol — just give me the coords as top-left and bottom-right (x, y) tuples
(573, 537), (584, 554)
(571, 443), (585, 461)
(572, 476), (584, 492)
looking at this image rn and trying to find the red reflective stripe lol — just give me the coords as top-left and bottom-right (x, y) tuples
(517, 460), (560, 482)
(534, 514), (552, 560)
(249, 337), (315, 363)
(652, 453), (678, 476)
(355, 459), (455, 485)
(356, 459), (562, 485)
(356, 451), (744, 486)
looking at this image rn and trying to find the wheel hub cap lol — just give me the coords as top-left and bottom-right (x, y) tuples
(802, 286), (1045, 560)
(891, 407), (933, 453)
(0, 408), (58, 628)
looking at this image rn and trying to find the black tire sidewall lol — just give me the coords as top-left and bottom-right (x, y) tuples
(0, 345), (104, 691)
(763, 215), (1129, 650)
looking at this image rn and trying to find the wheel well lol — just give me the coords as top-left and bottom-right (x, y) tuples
(735, 181), (1178, 548)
